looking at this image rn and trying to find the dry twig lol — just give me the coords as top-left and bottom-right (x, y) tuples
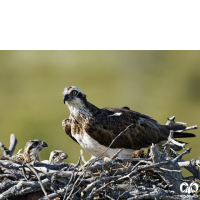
(0, 121), (199, 200)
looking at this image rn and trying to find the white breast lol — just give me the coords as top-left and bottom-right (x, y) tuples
(72, 131), (134, 158)
(72, 131), (108, 157)
(67, 98), (92, 119)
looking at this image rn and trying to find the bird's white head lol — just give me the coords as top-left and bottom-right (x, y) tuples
(63, 86), (84, 101)
(63, 86), (91, 118)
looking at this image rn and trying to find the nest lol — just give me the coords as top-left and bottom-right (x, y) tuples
(0, 117), (200, 200)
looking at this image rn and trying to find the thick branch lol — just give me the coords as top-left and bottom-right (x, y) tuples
(8, 134), (18, 157)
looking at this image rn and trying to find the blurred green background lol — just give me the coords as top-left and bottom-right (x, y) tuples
(0, 51), (199, 176)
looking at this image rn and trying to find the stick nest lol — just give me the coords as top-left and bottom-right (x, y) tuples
(0, 117), (199, 200)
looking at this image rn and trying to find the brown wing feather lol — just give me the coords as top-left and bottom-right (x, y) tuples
(121, 106), (130, 110)
(85, 108), (170, 150)
(62, 118), (79, 144)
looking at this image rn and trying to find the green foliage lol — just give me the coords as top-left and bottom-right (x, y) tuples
(0, 51), (199, 176)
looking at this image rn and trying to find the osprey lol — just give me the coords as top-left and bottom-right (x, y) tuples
(42, 150), (68, 165)
(62, 86), (196, 159)
(10, 140), (48, 164)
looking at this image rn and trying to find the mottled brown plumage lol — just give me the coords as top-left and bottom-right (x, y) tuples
(11, 140), (48, 164)
(130, 149), (145, 158)
(48, 150), (68, 165)
(62, 119), (78, 144)
(62, 86), (196, 158)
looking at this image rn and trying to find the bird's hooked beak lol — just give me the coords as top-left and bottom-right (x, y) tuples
(61, 152), (68, 159)
(63, 94), (71, 104)
(42, 142), (48, 148)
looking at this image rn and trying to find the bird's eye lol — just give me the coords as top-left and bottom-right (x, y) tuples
(72, 90), (77, 96)
(33, 143), (37, 146)
(55, 153), (59, 157)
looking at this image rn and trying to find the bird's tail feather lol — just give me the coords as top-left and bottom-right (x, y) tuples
(173, 132), (196, 138)
(165, 124), (196, 138)
(166, 124), (186, 131)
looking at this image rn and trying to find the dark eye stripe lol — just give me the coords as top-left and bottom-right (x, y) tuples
(31, 142), (38, 147)
(77, 92), (84, 98)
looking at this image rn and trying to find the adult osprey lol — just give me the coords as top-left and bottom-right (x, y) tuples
(62, 86), (195, 158)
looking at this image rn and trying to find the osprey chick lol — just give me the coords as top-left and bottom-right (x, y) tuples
(62, 86), (196, 159)
(12, 140), (48, 163)
(22, 140), (48, 163)
(42, 150), (68, 165)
